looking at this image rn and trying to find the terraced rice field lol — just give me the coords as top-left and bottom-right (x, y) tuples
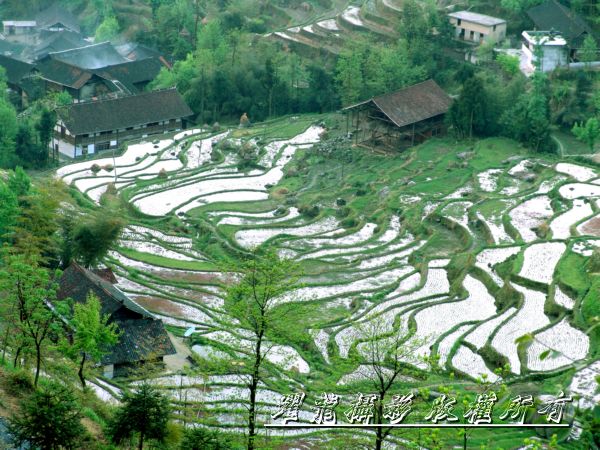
(57, 116), (599, 446)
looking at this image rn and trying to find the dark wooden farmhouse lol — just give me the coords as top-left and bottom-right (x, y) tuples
(57, 263), (176, 378)
(35, 4), (81, 33)
(39, 41), (128, 70)
(344, 79), (453, 149)
(527, 0), (594, 55)
(36, 58), (122, 101)
(0, 54), (37, 105)
(53, 88), (193, 158)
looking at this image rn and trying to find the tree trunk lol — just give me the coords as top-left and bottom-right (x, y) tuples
(375, 391), (385, 450)
(463, 427), (467, 450)
(247, 335), (263, 450)
(34, 342), (41, 386)
(1, 328), (10, 364)
(138, 430), (144, 450)
(78, 354), (87, 388)
(13, 346), (21, 368)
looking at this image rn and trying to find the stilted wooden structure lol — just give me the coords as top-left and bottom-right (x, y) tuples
(343, 79), (452, 150)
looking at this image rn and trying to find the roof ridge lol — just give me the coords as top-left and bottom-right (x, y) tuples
(48, 40), (112, 56)
(63, 87), (178, 107)
(372, 78), (437, 102)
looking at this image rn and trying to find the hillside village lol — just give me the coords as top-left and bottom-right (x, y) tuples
(0, 0), (599, 449)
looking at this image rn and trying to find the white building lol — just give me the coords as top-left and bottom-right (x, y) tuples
(521, 30), (568, 73)
(448, 11), (507, 44)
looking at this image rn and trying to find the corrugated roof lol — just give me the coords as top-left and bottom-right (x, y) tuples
(527, 0), (592, 45)
(56, 88), (193, 135)
(344, 79), (452, 129)
(448, 11), (506, 27)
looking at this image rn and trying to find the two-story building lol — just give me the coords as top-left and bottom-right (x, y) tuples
(448, 11), (507, 44)
(53, 88), (193, 158)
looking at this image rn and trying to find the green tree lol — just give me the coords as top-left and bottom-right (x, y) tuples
(11, 182), (63, 263)
(336, 43), (365, 105)
(109, 382), (171, 450)
(496, 53), (521, 76)
(8, 381), (87, 450)
(7, 166), (31, 200)
(67, 292), (120, 387)
(180, 428), (234, 450)
(581, 34), (598, 69)
(0, 256), (68, 386)
(225, 250), (300, 450)
(500, 0), (543, 12)
(35, 109), (54, 167)
(526, 73), (552, 152)
(447, 76), (487, 138)
(357, 321), (426, 450)
(95, 15), (120, 42)
(14, 122), (36, 167)
(71, 209), (124, 268)
(0, 182), (19, 244)
(573, 117), (600, 152)
(0, 99), (18, 168)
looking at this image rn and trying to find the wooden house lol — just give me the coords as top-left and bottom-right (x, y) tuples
(53, 88), (193, 158)
(57, 263), (176, 378)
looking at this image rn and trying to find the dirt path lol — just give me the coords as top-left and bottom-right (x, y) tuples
(163, 332), (192, 372)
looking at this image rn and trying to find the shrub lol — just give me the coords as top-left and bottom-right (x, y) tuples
(587, 248), (600, 273)
(335, 206), (351, 218)
(158, 168), (168, 178)
(90, 164), (101, 174)
(105, 182), (118, 196)
(355, 188), (367, 196)
(341, 217), (358, 228)
(6, 369), (34, 395)
(212, 122), (221, 132)
(336, 198), (346, 206)
(103, 164), (113, 172)
(299, 204), (320, 218)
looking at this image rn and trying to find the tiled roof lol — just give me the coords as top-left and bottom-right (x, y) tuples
(344, 79), (453, 128)
(30, 31), (88, 61)
(35, 4), (80, 33)
(58, 263), (176, 365)
(0, 54), (35, 85)
(101, 318), (176, 365)
(48, 42), (127, 70)
(527, 0), (592, 46)
(57, 263), (151, 318)
(36, 58), (93, 89)
(56, 88), (193, 135)
(93, 57), (166, 93)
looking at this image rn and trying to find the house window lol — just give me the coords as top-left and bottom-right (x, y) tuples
(480, 33), (484, 41)
(457, 19), (462, 26)
(96, 142), (110, 151)
(147, 122), (159, 127)
(126, 126), (134, 131)
(470, 30), (474, 40)
(493, 25), (497, 31)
